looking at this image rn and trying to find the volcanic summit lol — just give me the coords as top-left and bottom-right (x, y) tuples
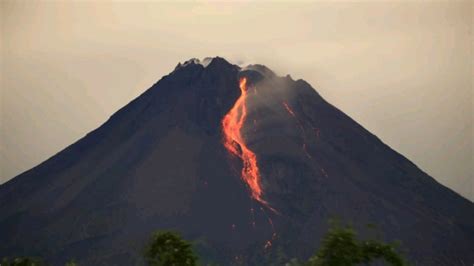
(1, 57), (473, 265)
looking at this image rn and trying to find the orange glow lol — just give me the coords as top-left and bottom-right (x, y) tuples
(264, 240), (272, 250)
(283, 101), (312, 159)
(282, 101), (296, 117)
(222, 77), (271, 209)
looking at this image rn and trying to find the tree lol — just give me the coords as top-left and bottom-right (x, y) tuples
(144, 231), (198, 266)
(64, 260), (77, 266)
(0, 257), (45, 266)
(307, 220), (406, 266)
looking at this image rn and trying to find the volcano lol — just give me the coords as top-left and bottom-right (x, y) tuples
(1, 57), (473, 265)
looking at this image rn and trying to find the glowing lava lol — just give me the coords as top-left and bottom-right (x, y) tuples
(283, 101), (312, 159)
(282, 101), (296, 117)
(222, 77), (271, 209)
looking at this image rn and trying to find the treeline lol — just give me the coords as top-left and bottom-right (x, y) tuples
(1, 220), (406, 266)
(0, 258), (76, 266)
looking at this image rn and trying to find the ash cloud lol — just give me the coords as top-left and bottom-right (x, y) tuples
(238, 65), (307, 156)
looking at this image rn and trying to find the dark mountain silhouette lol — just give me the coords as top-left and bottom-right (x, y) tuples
(1, 57), (473, 265)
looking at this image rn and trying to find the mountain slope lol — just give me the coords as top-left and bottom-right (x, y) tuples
(1, 57), (473, 265)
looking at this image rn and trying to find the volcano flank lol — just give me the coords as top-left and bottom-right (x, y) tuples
(0, 57), (473, 265)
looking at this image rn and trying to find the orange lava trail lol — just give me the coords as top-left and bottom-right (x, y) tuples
(282, 102), (296, 117)
(284, 102), (330, 178)
(222, 77), (275, 212)
(260, 206), (278, 251)
(282, 101), (312, 159)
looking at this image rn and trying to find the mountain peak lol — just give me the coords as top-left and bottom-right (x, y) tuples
(174, 56), (235, 71)
(1, 57), (473, 265)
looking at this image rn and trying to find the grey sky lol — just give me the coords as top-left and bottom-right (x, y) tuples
(1, 1), (472, 200)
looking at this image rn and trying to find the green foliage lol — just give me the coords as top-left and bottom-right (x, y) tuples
(64, 259), (77, 266)
(307, 220), (406, 266)
(1, 222), (406, 266)
(144, 231), (198, 266)
(285, 258), (303, 266)
(0, 257), (45, 266)
(359, 240), (404, 266)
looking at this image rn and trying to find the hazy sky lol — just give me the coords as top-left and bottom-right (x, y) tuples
(1, 1), (473, 201)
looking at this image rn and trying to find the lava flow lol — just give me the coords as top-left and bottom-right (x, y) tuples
(222, 77), (272, 210)
(283, 101), (312, 159)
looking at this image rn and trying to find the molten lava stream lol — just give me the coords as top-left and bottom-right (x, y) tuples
(283, 101), (312, 159)
(222, 77), (275, 212)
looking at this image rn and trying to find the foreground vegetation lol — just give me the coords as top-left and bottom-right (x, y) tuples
(306, 220), (405, 266)
(1, 220), (406, 266)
